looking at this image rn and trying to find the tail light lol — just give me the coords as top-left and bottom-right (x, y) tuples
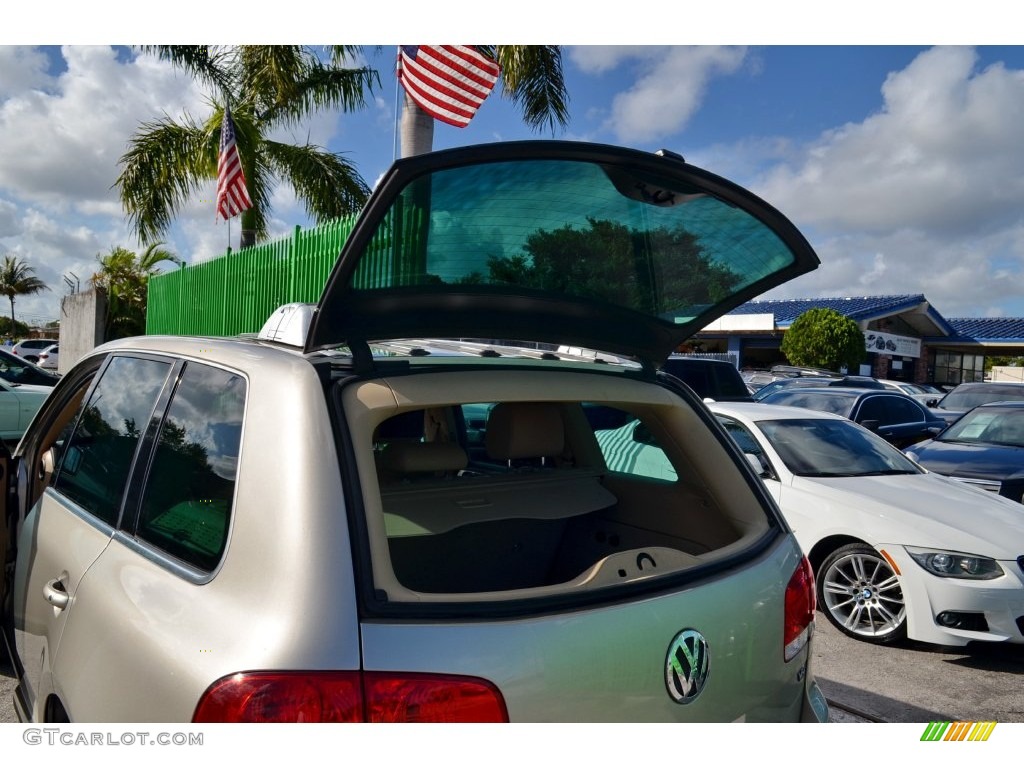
(783, 556), (815, 662)
(193, 671), (508, 722)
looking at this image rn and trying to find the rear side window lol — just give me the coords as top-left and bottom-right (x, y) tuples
(591, 407), (677, 481)
(883, 396), (925, 425)
(136, 363), (246, 571)
(53, 356), (173, 526)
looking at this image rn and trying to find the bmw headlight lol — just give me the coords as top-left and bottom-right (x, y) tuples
(905, 547), (1003, 580)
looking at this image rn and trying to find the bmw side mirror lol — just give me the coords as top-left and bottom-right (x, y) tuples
(860, 419), (881, 433)
(744, 452), (770, 478)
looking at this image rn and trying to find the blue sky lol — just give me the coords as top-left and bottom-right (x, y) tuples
(3, 9), (1024, 327)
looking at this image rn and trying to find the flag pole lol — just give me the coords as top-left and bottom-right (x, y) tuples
(393, 46), (401, 162)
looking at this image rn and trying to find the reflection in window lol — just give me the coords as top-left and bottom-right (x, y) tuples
(354, 158), (797, 323)
(136, 363), (245, 571)
(53, 356), (172, 526)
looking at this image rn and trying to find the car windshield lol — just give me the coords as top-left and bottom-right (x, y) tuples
(352, 157), (799, 324)
(0, 348), (58, 386)
(939, 406), (1024, 447)
(755, 418), (921, 477)
(938, 386), (1024, 410)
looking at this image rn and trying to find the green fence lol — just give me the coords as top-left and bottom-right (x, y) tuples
(146, 217), (358, 337)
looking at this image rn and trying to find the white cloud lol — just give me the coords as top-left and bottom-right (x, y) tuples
(745, 47), (1024, 317)
(758, 47), (1024, 237)
(0, 47), (208, 208)
(569, 46), (668, 75)
(0, 47), (52, 98)
(572, 46), (748, 144)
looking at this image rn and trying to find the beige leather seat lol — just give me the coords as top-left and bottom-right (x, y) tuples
(485, 402), (564, 466)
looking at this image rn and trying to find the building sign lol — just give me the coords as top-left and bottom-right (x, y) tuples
(864, 330), (921, 358)
(701, 314), (775, 332)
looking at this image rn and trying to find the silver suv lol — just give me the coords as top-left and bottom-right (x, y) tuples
(1, 141), (827, 722)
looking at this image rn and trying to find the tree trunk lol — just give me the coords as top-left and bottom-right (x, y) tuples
(8, 296), (14, 339)
(239, 208), (256, 250)
(399, 92), (435, 158)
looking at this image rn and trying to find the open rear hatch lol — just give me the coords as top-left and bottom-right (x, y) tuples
(306, 141), (818, 367)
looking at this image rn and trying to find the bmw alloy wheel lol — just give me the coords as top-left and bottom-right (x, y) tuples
(819, 544), (907, 644)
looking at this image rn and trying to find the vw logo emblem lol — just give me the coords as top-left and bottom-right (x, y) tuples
(665, 629), (710, 704)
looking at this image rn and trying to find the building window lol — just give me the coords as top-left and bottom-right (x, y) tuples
(930, 350), (985, 385)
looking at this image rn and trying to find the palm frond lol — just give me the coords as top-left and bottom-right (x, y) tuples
(490, 45), (569, 134)
(138, 242), (184, 271)
(116, 116), (216, 244)
(237, 46), (379, 126)
(140, 46), (236, 97)
(263, 140), (370, 222)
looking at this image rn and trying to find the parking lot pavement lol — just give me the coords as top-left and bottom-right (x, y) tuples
(1, 651), (15, 723)
(813, 615), (1024, 723)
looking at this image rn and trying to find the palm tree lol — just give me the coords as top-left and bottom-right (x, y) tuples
(399, 45), (569, 158)
(117, 46), (380, 250)
(90, 243), (183, 339)
(0, 255), (48, 339)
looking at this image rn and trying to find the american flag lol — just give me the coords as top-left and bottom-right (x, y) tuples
(398, 46), (500, 128)
(216, 105), (253, 221)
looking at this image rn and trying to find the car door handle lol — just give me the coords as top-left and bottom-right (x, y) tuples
(43, 576), (70, 610)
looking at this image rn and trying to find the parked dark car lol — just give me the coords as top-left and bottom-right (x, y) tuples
(752, 376), (837, 401)
(928, 381), (1024, 425)
(906, 401), (1024, 503)
(759, 387), (947, 448)
(660, 356), (752, 402)
(826, 376), (887, 390)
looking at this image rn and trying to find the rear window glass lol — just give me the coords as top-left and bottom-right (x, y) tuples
(763, 390), (856, 417)
(352, 157), (799, 325)
(941, 385), (1024, 410)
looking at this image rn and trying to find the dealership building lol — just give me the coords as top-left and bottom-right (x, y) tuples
(693, 294), (1024, 385)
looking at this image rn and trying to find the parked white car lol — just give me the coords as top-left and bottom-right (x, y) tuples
(0, 379), (51, 443)
(713, 402), (1024, 646)
(598, 402), (1024, 647)
(35, 344), (58, 371)
(10, 338), (55, 363)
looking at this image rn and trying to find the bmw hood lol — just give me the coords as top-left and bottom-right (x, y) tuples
(794, 473), (1024, 558)
(8, 383), (54, 394)
(305, 141), (819, 369)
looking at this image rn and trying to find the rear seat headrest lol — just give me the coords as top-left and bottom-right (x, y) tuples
(486, 402), (564, 460)
(379, 442), (468, 474)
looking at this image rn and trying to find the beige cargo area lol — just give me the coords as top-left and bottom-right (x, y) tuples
(342, 369), (771, 603)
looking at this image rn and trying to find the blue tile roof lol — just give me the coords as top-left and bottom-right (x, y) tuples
(945, 317), (1024, 342)
(730, 295), (929, 325)
(723, 294), (1024, 343)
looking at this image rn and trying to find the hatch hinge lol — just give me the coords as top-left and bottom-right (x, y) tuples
(350, 339), (374, 375)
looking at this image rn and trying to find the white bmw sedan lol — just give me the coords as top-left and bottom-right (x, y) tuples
(707, 402), (1024, 646)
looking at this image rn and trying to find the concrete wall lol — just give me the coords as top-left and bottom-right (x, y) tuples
(58, 288), (106, 375)
(990, 366), (1024, 382)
